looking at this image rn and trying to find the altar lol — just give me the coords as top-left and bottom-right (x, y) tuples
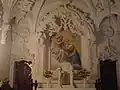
(31, 2), (98, 89)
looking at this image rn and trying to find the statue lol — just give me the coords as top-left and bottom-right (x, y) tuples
(62, 39), (81, 68)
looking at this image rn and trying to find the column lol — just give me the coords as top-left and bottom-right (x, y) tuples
(1, 0), (12, 44)
(57, 68), (62, 87)
(1, 23), (11, 44)
(81, 36), (91, 70)
(9, 59), (14, 87)
(0, 22), (12, 83)
(39, 44), (46, 82)
(70, 66), (74, 87)
(48, 47), (51, 70)
(0, 1), (12, 84)
(32, 33), (46, 82)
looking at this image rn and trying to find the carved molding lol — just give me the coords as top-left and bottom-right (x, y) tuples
(36, 3), (95, 37)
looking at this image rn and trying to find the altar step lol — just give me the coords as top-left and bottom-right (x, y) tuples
(38, 80), (95, 88)
(39, 83), (95, 88)
(37, 88), (96, 90)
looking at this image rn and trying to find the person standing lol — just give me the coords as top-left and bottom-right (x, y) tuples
(0, 80), (2, 89)
(30, 79), (34, 90)
(34, 80), (38, 90)
(1, 80), (11, 90)
(95, 79), (102, 90)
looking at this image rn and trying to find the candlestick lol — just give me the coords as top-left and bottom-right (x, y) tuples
(84, 78), (86, 88)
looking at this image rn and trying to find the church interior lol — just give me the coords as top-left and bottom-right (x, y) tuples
(0, 0), (119, 90)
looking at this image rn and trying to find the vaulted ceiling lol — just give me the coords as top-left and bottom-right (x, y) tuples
(0, 0), (117, 26)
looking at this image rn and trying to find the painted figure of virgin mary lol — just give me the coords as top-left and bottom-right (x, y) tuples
(51, 30), (81, 69)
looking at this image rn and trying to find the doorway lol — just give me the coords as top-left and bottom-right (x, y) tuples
(13, 60), (32, 90)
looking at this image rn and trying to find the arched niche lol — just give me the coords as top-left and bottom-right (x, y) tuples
(98, 14), (120, 60)
(99, 14), (119, 38)
(36, 2), (97, 81)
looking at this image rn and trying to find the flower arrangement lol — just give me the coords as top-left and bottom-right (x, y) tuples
(43, 70), (53, 78)
(73, 68), (90, 80)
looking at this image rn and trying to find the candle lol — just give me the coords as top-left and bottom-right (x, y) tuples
(84, 78), (86, 88)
